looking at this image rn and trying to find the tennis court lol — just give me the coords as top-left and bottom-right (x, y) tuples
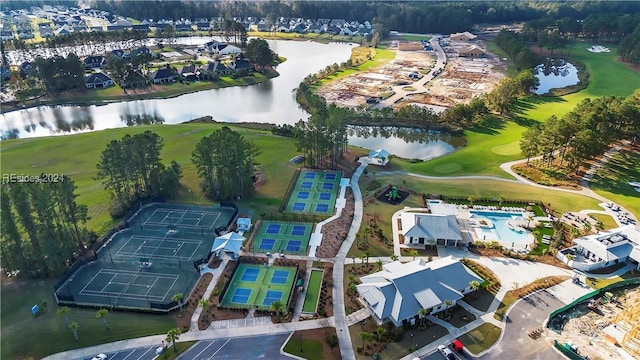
(249, 221), (313, 255)
(284, 170), (342, 215)
(220, 264), (296, 310)
(54, 203), (236, 311)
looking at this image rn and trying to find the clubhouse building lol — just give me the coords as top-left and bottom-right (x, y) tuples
(399, 213), (464, 247)
(356, 256), (482, 327)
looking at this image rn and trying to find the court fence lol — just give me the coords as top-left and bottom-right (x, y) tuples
(278, 168), (302, 213)
(53, 200), (238, 313)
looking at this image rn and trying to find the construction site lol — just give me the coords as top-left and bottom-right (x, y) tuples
(550, 286), (640, 360)
(316, 35), (506, 110)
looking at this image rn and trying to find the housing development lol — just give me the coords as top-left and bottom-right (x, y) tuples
(1, 2), (640, 360)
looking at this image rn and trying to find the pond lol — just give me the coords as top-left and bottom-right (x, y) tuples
(1, 38), (462, 160)
(534, 58), (579, 95)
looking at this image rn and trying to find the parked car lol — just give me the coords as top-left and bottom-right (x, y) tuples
(91, 354), (107, 360)
(437, 345), (456, 360)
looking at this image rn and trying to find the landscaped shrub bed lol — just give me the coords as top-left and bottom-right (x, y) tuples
(461, 258), (501, 294)
(494, 275), (570, 321)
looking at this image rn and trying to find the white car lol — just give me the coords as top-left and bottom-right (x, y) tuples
(437, 345), (456, 360)
(91, 354), (107, 360)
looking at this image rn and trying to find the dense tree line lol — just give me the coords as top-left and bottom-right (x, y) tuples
(95, 131), (182, 217)
(1, 177), (91, 277)
(619, 24), (640, 66)
(293, 104), (349, 169)
(494, 30), (539, 70)
(520, 90), (640, 171)
(92, 1), (640, 35)
(192, 126), (259, 200)
(32, 53), (85, 92)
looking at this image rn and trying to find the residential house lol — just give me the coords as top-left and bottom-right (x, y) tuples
(306, 24), (323, 34)
(150, 68), (177, 84)
(329, 19), (346, 27)
(276, 24), (290, 33)
(84, 55), (105, 69)
(400, 213), (464, 247)
(54, 25), (72, 36)
(0, 28), (14, 40)
(89, 26), (104, 32)
(230, 56), (253, 72)
(131, 46), (150, 58)
(72, 24), (86, 33)
(176, 23), (193, 32)
(340, 26), (358, 36)
(180, 64), (200, 81)
(132, 24), (149, 32)
(155, 23), (173, 31)
(17, 30), (34, 39)
(196, 18), (211, 30)
(291, 24), (306, 33)
(19, 61), (33, 78)
(85, 72), (114, 89)
(325, 25), (341, 35)
(122, 69), (148, 88)
(110, 49), (129, 59)
(206, 60), (232, 76)
(206, 40), (241, 56)
(458, 45), (486, 57)
(357, 256), (483, 326)
(255, 23), (270, 32)
(367, 149), (390, 166)
(1, 66), (10, 81)
(558, 225), (640, 272)
(449, 31), (477, 42)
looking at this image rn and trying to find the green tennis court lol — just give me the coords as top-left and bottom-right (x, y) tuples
(284, 170), (342, 215)
(220, 264), (297, 310)
(249, 221), (313, 255)
(302, 269), (323, 313)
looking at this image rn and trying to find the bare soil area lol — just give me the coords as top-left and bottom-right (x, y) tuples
(316, 187), (355, 258)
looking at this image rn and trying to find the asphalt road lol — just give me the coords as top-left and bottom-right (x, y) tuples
(176, 333), (292, 360)
(80, 346), (157, 360)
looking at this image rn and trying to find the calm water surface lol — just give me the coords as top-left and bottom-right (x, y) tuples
(1, 38), (461, 160)
(534, 58), (579, 95)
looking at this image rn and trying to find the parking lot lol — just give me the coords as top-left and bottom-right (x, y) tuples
(177, 333), (292, 360)
(79, 346), (157, 360)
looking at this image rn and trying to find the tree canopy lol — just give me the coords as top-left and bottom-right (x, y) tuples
(192, 126), (260, 200)
(244, 38), (274, 69)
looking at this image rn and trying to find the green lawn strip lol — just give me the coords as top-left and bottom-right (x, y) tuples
(315, 47), (395, 87)
(457, 322), (502, 354)
(371, 175), (601, 217)
(163, 341), (197, 360)
(399, 118), (526, 178)
(529, 225), (554, 256)
(400, 34), (431, 41)
(302, 270), (323, 313)
(588, 150), (640, 218)
(283, 337), (324, 360)
(1, 279), (175, 359)
(485, 40), (517, 76)
(0, 124), (299, 234)
(247, 31), (365, 44)
(588, 213), (619, 230)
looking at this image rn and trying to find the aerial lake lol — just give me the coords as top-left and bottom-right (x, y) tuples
(534, 58), (579, 95)
(1, 38), (460, 160)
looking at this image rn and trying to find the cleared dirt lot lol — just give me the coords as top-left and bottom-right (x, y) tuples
(318, 39), (505, 110)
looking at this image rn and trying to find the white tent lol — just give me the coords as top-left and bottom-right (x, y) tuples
(212, 232), (245, 258)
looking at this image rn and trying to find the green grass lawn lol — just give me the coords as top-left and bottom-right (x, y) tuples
(400, 34), (431, 41)
(458, 323), (502, 354)
(1, 279), (175, 359)
(588, 213), (619, 230)
(316, 47), (395, 87)
(588, 150), (640, 218)
(248, 31), (365, 44)
(302, 270), (323, 313)
(0, 124), (300, 234)
(371, 175), (601, 216)
(163, 341), (197, 360)
(283, 338), (324, 360)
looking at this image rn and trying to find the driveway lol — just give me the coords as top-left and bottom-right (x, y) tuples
(482, 290), (564, 360)
(176, 333), (292, 360)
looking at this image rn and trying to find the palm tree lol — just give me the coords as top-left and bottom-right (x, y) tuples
(365, 252), (370, 265)
(571, 226), (580, 238)
(359, 331), (368, 348)
(365, 332), (376, 348)
(375, 259), (383, 271)
(57, 306), (71, 325)
(497, 196), (504, 209)
(198, 298), (210, 320)
(391, 254), (399, 261)
(470, 280), (481, 293)
(352, 256), (356, 266)
(418, 307), (430, 326)
(583, 222), (592, 234)
(359, 253), (367, 266)
(444, 299), (453, 316)
(173, 293), (184, 312)
(409, 249), (419, 260)
(271, 300), (284, 319)
(96, 308), (109, 330)
(467, 196), (476, 207)
(69, 321), (79, 341)
(166, 328), (181, 352)
(376, 326), (385, 341)
(595, 221), (604, 231)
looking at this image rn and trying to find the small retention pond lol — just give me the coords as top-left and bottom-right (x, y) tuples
(534, 58), (579, 95)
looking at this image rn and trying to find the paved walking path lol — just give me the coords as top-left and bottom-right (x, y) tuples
(190, 258), (229, 332)
(333, 160), (367, 360)
(345, 308), (371, 326)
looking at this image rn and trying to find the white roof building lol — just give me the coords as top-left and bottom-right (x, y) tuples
(357, 256), (482, 326)
(558, 225), (640, 272)
(400, 213), (464, 247)
(367, 149), (390, 166)
(212, 232), (245, 258)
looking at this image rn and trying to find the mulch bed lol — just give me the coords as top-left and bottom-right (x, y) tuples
(173, 272), (212, 332)
(376, 185), (410, 206)
(345, 264), (376, 314)
(316, 187), (355, 258)
(318, 263), (334, 317)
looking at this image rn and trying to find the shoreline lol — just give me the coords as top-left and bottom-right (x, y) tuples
(0, 69), (281, 114)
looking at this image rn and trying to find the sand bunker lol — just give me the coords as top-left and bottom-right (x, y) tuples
(588, 46), (610, 53)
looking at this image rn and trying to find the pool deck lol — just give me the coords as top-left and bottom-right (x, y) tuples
(308, 177), (350, 257)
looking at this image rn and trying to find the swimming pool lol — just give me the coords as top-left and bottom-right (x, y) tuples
(470, 210), (530, 243)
